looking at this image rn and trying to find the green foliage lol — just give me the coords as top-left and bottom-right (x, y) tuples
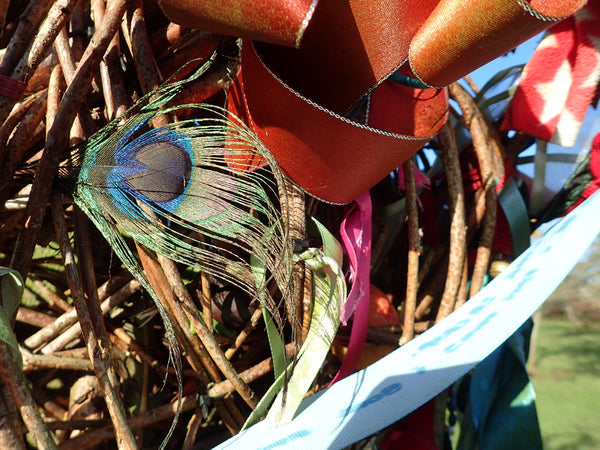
(533, 318), (600, 449)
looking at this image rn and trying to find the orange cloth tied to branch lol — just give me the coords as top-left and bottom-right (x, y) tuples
(158, 0), (585, 203)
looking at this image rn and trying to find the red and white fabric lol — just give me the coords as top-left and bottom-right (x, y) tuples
(502, 1), (600, 147)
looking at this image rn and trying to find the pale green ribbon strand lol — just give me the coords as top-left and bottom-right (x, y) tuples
(243, 217), (346, 428)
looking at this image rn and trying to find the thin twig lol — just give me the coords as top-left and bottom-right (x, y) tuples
(454, 259), (469, 311)
(0, 0), (55, 76)
(449, 83), (504, 179)
(0, 90), (47, 213)
(301, 265), (314, 342)
(51, 197), (138, 449)
(281, 177), (306, 339)
(29, 274), (73, 313)
(29, 279), (140, 354)
(400, 158), (420, 345)
(463, 75), (480, 95)
(92, 0), (128, 121)
(0, 91), (45, 162)
(208, 343), (297, 399)
(435, 122), (467, 322)
(0, 341), (57, 449)
(157, 255), (259, 409)
(45, 52), (63, 132)
(109, 327), (197, 379)
(448, 83), (498, 297)
(58, 395), (199, 450)
(21, 347), (93, 373)
(15, 307), (56, 328)
(11, 0), (130, 280)
(127, 0), (162, 95)
(136, 244), (219, 380)
(0, 0), (80, 123)
(225, 307), (262, 359)
(0, 389), (27, 449)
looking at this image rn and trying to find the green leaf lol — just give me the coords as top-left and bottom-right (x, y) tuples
(264, 217), (345, 425)
(251, 255), (286, 380)
(0, 267), (24, 368)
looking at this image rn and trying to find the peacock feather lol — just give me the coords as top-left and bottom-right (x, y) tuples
(64, 70), (296, 345)
(58, 66), (345, 438)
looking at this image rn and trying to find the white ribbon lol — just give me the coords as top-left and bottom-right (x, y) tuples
(215, 191), (600, 450)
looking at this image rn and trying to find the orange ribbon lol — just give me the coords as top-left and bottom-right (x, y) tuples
(158, 0), (585, 203)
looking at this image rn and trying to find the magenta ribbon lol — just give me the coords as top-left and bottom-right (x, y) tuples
(330, 191), (372, 384)
(0, 74), (26, 100)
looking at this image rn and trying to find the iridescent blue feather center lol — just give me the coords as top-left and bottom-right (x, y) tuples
(107, 125), (194, 219)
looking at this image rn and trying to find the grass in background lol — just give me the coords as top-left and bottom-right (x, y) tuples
(531, 317), (600, 449)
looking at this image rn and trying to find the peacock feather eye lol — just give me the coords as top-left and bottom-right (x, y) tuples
(126, 140), (192, 203)
(106, 127), (194, 218)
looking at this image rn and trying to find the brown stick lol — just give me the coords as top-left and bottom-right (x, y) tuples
(469, 186), (497, 297)
(0, 389), (27, 449)
(448, 82), (504, 180)
(51, 197), (138, 449)
(0, 90), (47, 212)
(400, 158), (420, 345)
(0, 0), (55, 76)
(225, 307), (262, 359)
(0, 341), (57, 449)
(208, 343), (298, 399)
(91, 0), (128, 121)
(57, 395), (199, 450)
(454, 259), (469, 311)
(28, 274), (73, 313)
(58, 358), (289, 450)
(200, 270), (213, 331)
(15, 307), (56, 328)
(127, 0), (162, 95)
(301, 265), (314, 342)
(11, 0), (130, 281)
(0, 0), (80, 123)
(448, 83), (498, 297)
(463, 75), (480, 95)
(109, 327), (197, 379)
(282, 177), (306, 339)
(28, 279), (140, 354)
(435, 122), (467, 322)
(0, 92), (44, 162)
(124, 0), (169, 128)
(135, 244), (247, 435)
(157, 255), (259, 409)
(45, 53), (63, 133)
(21, 348), (93, 373)
(136, 244), (219, 381)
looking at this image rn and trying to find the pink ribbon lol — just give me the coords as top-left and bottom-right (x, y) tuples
(330, 191), (372, 384)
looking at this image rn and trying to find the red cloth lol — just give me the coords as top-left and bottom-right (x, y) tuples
(378, 399), (438, 450)
(502, 1), (600, 147)
(566, 131), (600, 213)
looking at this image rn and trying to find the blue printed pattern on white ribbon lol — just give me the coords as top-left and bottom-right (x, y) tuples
(215, 191), (600, 450)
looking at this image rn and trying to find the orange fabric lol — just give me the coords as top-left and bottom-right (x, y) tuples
(156, 0), (317, 47)
(230, 43), (448, 203)
(160, 0), (585, 203)
(407, 0), (587, 88)
(253, 0), (439, 113)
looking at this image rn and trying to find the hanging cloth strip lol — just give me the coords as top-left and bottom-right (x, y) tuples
(502, 0), (600, 148)
(158, 0), (585, 204)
